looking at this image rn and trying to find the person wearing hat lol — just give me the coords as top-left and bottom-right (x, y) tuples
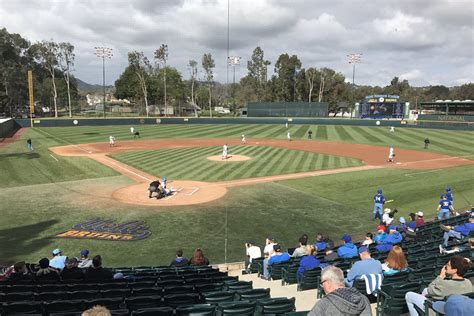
(405, 256), (472, 316)
(437, 194), (455, 220)
(432, 294), (474, 316)
(78, 249), (92, 268)
(373, 188), (385, 221)
(445, 186), (453, 204)
(345, 246), (383, 286)
(382, 208), (395, 226)
(60, 257), (84, 281)
(415, 211), (425, 227)
(337, 235), (358, 259)
(50, 248), (67, 270)
(262, 244), (290, 280)
(263, 237), (277, 258)
(440, 213), (474, 247)
(374, 225), (387, 244)
(35, 258), (60, 281)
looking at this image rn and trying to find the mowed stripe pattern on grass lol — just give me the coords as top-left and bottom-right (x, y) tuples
(111, 145), (362, 182)
(40, 124), (474, 158)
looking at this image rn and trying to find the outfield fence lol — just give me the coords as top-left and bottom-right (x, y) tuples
(0, 118), (19, 139)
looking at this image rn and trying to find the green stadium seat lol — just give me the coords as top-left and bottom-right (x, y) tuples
(281, 265), (299, 285)
(236, 288), (270, 301)
(298, 267), (321, 292)
(376, 282), (421, 316)
(256, 297), (296, 315)
(216, 300), (256, 316)
(131, 306), (174, 316)
(175, 303), (216, 316)
(202, 291), (235, 304)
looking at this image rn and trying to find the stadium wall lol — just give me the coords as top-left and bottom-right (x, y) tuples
(13, 117), (473, 130)
(0, 118), (19, 138)
(247, 102), (328, 117)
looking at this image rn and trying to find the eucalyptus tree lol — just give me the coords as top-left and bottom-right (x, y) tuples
(188, 59), (199, 117)
(154, 44), (168, 115)
(128, 51), (152, 117)
(202, 53), (215, 117)
(58, 42), (75, 117)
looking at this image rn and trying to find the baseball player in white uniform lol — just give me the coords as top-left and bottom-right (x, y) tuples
(388, 146), (395, 162)
(109, 135), (115, 147)
(287, 131), (291, 142)
(389, 126), (395, 133)
(222, 144), (229, 160)
(130, 127), (134, 134)
(241, 134), (246, 144)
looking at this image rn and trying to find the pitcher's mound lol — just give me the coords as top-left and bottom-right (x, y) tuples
(112, 180), (227, 206)
(207, 155), (251, 162)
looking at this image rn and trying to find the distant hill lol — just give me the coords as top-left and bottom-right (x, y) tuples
(75, 78), (114, 94)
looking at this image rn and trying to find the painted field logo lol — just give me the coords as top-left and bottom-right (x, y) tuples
(56, 218), (151, 241)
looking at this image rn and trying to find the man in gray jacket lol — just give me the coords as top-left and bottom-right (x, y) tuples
(309, 265), (372, 316)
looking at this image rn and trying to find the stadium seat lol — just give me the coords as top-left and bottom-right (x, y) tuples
(194, 282), (224, 293)
(281, 265), (299, 285)
(2, 301), (43, 314)
(163, 293), (200, 307)
(236, 288), (271, 301)
(381, 271), (410, 286)
(44, 300), (84, 314)
(175, 303), (216, 316)
(34, 291), (68, 302)
(202, 290), (236, 304)
(298, 268), (321, 292)
(268, 262), (289, 280)
(131, 306), (174, 316)
(125, 295), (163, 310)
(101, 288), (132, 298)
(85, 297), (124, 310)
(132, 287), (163, 297)
(376, 282), (421, 316)
(163, 285), (195, 295)
(4, 291), (34, 302)
(216, 300), (256, 315)
(67, 290), (100, 300)
(248, 257), (264, 274)
(224, 281), (253, 291)
(256, 297), (296, 315)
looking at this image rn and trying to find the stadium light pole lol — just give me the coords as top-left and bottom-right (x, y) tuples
(94, 47), (113, 118)
(347, 53), (362, 86)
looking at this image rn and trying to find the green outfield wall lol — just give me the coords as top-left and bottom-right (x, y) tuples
(13, 117), (473, 130)
(247, 102), (328, 117)
(0, 118), (19, 139)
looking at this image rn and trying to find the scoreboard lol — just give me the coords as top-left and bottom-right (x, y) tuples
(360, 95), (406, 119)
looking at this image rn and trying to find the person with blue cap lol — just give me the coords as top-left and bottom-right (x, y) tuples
(445, 186), (453, 204)
(373, 188), (385, 221)
(437, 194), (454, 220)
(337, 234), (358, 259)
(345, 246), (383, 286)
(49, 248), (67, 270)
(432, 294), (474, 316)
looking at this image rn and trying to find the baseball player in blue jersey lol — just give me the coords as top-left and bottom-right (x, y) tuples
(437, 194), (454, 220)
(373, 189), (385, 221)
(445, 186), (453, 204)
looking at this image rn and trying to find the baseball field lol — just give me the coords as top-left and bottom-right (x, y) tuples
(0, 123), (473, 267)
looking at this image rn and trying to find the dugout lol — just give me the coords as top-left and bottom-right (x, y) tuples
(356, 95), (409, 119)
(246, 102), (328, 117)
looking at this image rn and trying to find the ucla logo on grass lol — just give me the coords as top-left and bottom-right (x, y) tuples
(56, 218), (151, 241)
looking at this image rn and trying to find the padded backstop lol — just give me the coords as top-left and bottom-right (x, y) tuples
(247, 102), (328, 117)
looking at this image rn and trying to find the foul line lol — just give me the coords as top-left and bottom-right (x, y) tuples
(98, 156), (153, 182)
(39, 128), (93, 154)
(188, 187), (200, 195)
(49, 154), (59, 162)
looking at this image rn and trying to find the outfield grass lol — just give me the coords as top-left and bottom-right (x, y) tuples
(0, 124), (473, 267)
(111, 146), (362, 182)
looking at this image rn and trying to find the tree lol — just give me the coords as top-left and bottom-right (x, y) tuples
(244, 46), (271, 101)
(188, 59), (199, 117)
(202, 53), (215, 117)
(128, 51), (152, 117)
(58, 42), (74, 117)
(154, 44), (168, 116)
(306, 67), (317, 102)
(273, 53), (301, 101)
(30, 40), (60, 117)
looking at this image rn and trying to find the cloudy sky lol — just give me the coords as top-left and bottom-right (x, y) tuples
(1, 0), (472, 87)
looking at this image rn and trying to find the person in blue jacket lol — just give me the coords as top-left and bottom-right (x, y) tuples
(345, 246), (383, 286)
(373, 188), (385, 221)
(383, 229), (403, 245)
(262, 244), (290, 280)
(337, 234), (358, 259)
(440, 214), (474, 247)
(314, 233), (327, 252)
(445, 186), (453, 204)
(297, 245), (321, 283)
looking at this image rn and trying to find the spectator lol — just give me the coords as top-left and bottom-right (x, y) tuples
(50, 248), (67, 270)
(244, 241), (262, 271)
(263, 237), (277, 258)
(61, 257), (84, 281)
(361, 233), (374, 246)
(324, 250), (338, 261)
(7, 261), (33, 282)
(382, 208), (395, 226)
(383, 229), (403, 245)
(84, 255), (113, 281)
(432, 294), (474, 316)
(440, 213), (474, 248)
(405, 256), (472, 316)
(314, 233), (327, 252)
(297, 245), (320, 283)
(407, 213), (417, 232)
(170, 249), (189, 267)
(82, 305), (111, 316)
(382, 245), (408, 275)
(415, 211), (425, 227)
(337, 234), (358, 259)
(291, 236), (308, 258)
(262, 244), (290, 280)
(35, 258), (60, 282)
(189, 248), (210, 266)
(389, 216), (406, 233)
(308, 266), (371, 316)
(374, 225), (387, 244)
(78, 249), (92, 268)
(345, 246), (383, 286)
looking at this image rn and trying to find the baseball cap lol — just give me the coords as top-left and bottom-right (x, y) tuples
(399, 216), (406, 224)
(267, 236), (275, 241)
(80, 249), (89, 257)
(341, 234), (352, 243)
(432, 294), (474, 315)
(273, 244), (281, 251)
(52, 248), (61, 255)
(377, 188), (382, 194)
(377, 225), (386, 231)
(384, 208), (391, 214)
(358, 246), (369, 254)
(416, 211), (424, 217)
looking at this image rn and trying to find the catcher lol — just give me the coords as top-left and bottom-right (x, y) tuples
(148, 179), (162, 199)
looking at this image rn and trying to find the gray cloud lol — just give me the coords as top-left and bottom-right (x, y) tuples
(0, 0), (471, 87)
